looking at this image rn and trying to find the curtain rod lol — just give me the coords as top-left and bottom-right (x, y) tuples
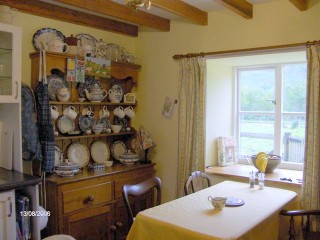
(172, 41), (319, 60)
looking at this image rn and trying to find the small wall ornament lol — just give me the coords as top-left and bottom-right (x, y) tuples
(124, 93), (136, 104)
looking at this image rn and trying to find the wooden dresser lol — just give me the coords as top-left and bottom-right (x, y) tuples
(45, 163), (155, 240)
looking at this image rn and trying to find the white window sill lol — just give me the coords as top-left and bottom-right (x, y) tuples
(206, 164), (302, 187)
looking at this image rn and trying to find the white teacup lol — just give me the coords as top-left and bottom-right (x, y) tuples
(124, 106), (135, 119)
(208, 196), (227, 210)
(99, 106), (110, 119)
(63, 106), (78, 120)
(114, 106), (125, 119)
(50, 105), (59, 120)
(48, 39), (69, 54)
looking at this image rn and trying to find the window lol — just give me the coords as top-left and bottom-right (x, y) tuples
(236, 63), (307, 170)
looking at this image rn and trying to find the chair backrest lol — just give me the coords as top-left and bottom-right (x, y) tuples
(122, 176), (161, 225)
(280, 209), (320, 240)
(184, 171), (212, 195)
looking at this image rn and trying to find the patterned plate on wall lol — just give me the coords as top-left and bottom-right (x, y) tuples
(110, 141), (127, 161)
(67, 142), (90, 168)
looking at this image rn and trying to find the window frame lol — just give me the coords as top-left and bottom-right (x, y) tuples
(235, 62), (306, 171)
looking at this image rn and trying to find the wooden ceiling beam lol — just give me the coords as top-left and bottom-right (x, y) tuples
(289, 0), (307, 11)
(54, 0), (170, 31)
(1, 0), (138, 37)
(151, 0), (207, 25)
(219, 0), (253, 19)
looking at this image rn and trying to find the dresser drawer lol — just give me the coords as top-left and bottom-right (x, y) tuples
(62, 182), (112, 214)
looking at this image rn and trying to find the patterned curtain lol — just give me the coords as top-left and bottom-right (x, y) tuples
(176, 57), (206, 197)
(302, 44), (320, 231)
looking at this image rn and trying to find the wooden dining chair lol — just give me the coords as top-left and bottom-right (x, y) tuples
(122, 176), (162, 226)
(184, 170), (212, 195)
(280, 209), (320, 240)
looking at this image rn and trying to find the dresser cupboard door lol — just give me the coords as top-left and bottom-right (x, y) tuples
(0, 190), (16, 240)
(63, 205), (112, 240)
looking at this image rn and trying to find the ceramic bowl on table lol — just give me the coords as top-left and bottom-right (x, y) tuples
(111, 124), (122, 133)
(251, 154), (281, 173)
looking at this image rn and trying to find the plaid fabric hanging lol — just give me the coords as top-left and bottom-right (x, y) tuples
(34, 50), (55, 172)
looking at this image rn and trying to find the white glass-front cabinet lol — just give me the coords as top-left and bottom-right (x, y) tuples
(0, 23), (21, 103)
(0, 190), (16, 240)
(0, 23), (40, 240)
(0, 23), (22, 172)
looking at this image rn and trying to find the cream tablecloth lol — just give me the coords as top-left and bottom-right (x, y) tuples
(126, 181), (297, 240)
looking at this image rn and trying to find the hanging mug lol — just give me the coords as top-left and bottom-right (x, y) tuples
(124, 106), (135, 119)
(114, 106), (125, 119)
(99, 106), (110, 119)
(63, 106), (78, 120)
(50, 105), (59, 120)
(82, 106), (93, 117)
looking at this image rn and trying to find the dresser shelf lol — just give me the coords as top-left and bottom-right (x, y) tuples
(55, 130), (136, 140)
(50, 101), (136, 106)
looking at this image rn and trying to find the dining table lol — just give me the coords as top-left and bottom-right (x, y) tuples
(126, 180), (298, 240)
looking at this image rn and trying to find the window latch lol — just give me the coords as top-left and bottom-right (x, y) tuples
(265, 99), (276, 105)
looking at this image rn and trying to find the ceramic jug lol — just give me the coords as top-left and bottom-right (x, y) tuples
(84, 83), (108, 102)
(65, 34), (79, 55)
(0, 5), (17, 24)
(108, 85), (123, 103)
(48, 39), (69, 53)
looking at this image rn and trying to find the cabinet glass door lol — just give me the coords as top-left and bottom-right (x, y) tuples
(0, 30), (12, 96)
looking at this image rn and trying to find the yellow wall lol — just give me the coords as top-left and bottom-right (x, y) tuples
(137, 0), (320, 202)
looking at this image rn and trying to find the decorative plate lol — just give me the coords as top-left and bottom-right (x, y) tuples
(225, 197), (245, 207)
(54, 145), (63, 167)
(78, 115), (95, 132)
(91, 140), (110, 164)
(48, 74), (68, 101)
(110, 141), (127, 161)
(67, 142), (90, 168)
(33, 28), (65, 51)
(77, 75), (103, 99)
(57, 116), (75, 134)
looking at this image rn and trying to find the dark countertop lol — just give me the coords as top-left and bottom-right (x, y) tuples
(0, 167), (42, 192)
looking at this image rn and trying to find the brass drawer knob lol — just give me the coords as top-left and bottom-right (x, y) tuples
(84, 195), (95, 204)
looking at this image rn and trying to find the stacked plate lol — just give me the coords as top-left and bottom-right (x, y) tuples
(119, 150), (139, 165)
(54, 161), (80, 177)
